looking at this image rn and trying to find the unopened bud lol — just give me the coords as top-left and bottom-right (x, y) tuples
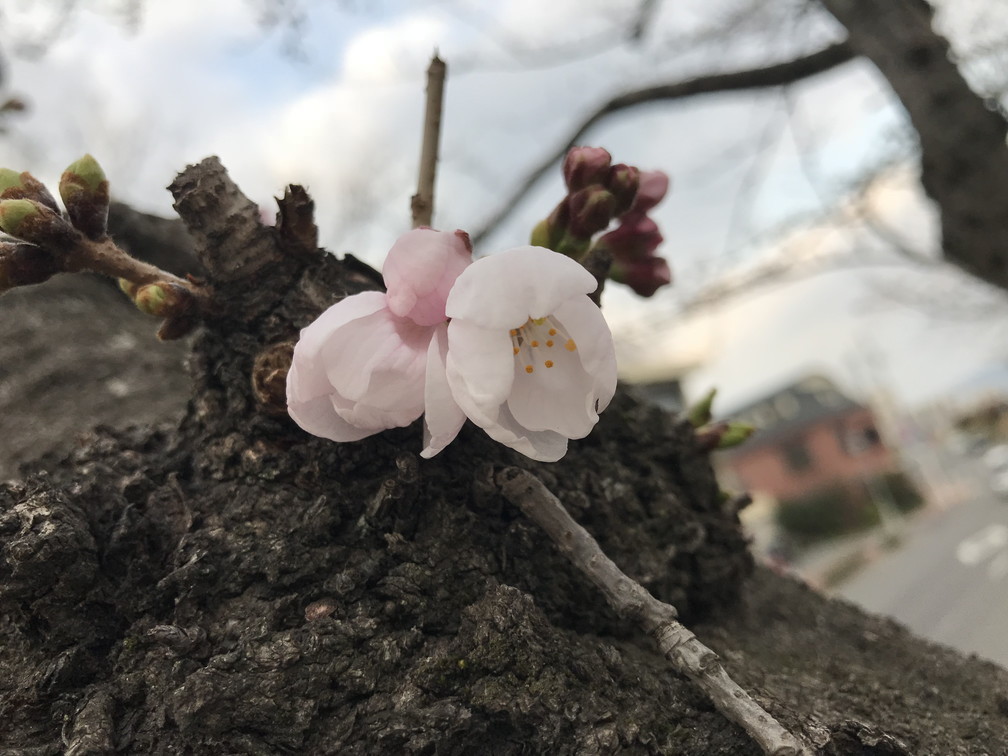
(606, 164), (640, 215)
(719, 422), (755, 449)
(555, 233), (591, 260)
(530, 219), (551, 248)
(686, 388), (717, 428)
(562, 146), (611, 192)
(608, 254), (671, 297)
(630, 170), (670, 214)
(696, 421), (755, 452)
(546, 199), (571, 243)
(0, 242), (60, 292)
(0, 169), (60, 212)
(530, 199), (572, 251)
(59, 154), (110, 239)
(0, 198), (76, 246)
(567, 186), (616, 239)
(117, 277), (139, 299)
(0, 169), (22, 194)
(132, 281), (192, 318)
(697, 423), (753, 453)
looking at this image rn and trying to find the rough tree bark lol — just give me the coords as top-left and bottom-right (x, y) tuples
(2, 159), (1008, 755)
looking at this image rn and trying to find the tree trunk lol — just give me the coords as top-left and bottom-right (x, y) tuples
(2, 159), (1008, 755)
(820, 0), (1008, 291)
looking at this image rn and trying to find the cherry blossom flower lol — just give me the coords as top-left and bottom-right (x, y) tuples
(286, 228), (470, 457)
(444, 246), (617, 462)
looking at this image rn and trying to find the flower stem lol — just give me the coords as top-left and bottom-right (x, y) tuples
(495, 466), (812, 756)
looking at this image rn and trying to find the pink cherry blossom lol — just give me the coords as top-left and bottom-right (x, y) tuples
(444, 246), (617, 462)
(286, 228), (469, 457)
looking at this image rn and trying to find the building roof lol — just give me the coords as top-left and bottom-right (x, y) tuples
(722, 375), (864, 450)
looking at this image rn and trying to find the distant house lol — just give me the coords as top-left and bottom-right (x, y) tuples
(717, 375), (896, 502)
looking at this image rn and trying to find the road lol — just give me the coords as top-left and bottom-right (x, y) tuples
(836, 468), (1008, 669)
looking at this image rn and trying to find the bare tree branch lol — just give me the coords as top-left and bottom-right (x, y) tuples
(472, 41), (855, 245)
(819, 0), (1008, 292)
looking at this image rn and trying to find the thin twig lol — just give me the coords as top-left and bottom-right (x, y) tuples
(411, 54), (447, 228)
(66, 238), (191, 288)
(495, 466), (812, 756)
(472, 42), (855, 244)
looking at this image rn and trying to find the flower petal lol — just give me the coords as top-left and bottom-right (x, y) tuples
(506, 339), (597, 438)
(319, 305), (430, 405)
(421, 323), (466, 458)
(445, 319), (515, 420)
(382, 228), (472, 327)
(550, 296), (618, 414)
(288, 292), (435, 441)
(287, 291), (388, 405)
(287, 367), (380, 442)
(445, 246), (597, 328)
(477, 402), (570, 462)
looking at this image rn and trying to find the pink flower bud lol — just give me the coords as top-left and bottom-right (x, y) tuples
(609, 254), (672, 297)
(567, 186), (616, 239)
(628, 170), (670, 214)
(606, 164), (640, 215)
(562, 146), (611, 192)
(597, 214), (663, 260)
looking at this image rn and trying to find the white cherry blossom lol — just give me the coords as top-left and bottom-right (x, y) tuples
(444, 246), (617, 462)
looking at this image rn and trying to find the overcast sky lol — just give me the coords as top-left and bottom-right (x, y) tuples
(2, 0), (1006, 411)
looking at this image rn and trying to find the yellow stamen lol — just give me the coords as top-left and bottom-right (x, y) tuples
(548, 328), (557, 336)
(531, 340), (539, 347)
(565, 339), (577, 352)
(545, 360), (554, 368)
(546, 340), (554, 347)
(513, 347), (519, 355)
(525, 365), (534, 374)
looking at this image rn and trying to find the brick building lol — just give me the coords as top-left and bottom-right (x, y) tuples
(717, 375), (896, 502)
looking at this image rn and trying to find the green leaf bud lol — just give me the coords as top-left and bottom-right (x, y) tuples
(0, 198), (76, 246)
(0, 198), (40, 237)
(686, 388), (717, 428)
(132, 281), (193, 318)
(59, 154), (110, 239)
(0, 170), (60, 212)
(718, 422), (756, 449)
